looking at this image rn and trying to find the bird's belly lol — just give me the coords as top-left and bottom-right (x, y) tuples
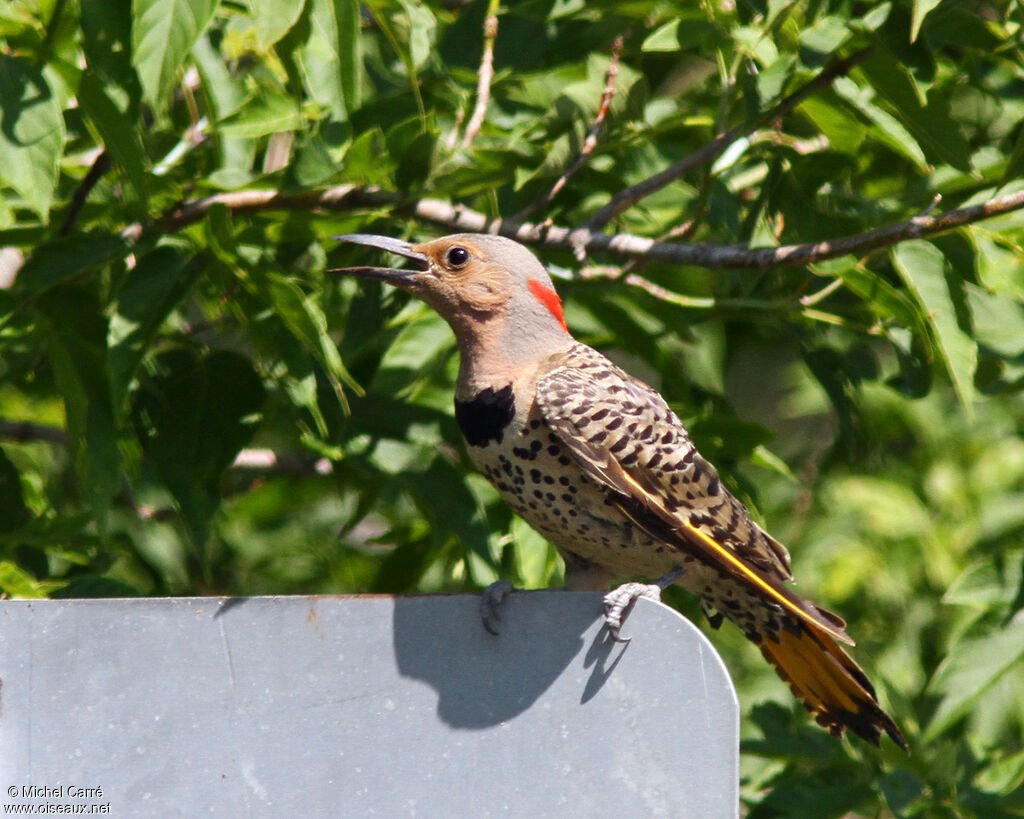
(462, 410), (784, 641)
(466, 426), (689, 582)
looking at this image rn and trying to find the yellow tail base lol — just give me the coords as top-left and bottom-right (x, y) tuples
(758, 620), (907, 751)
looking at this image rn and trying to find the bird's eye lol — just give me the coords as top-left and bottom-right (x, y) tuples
(446, 246), (470, 268)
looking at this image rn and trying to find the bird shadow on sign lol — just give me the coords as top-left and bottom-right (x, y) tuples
(580, 627), (630, 704)
(391, 590), (627, 729)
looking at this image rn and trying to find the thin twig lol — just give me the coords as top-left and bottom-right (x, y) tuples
(579, 268), (862, 328)
(799, 277), (846, 307)
(587, 48), (872, 230)
(59, 151), (113, 236)
(123, 183), (1024, 269)
(445, 105), (466, 150)
(515, 36), (624, 221)
(0, 419), (69, 445)
(462, 0), (500, 148)
(613, 217), (700, 280)
(0, 420), (334, 478)
(152, 117), (209, 177)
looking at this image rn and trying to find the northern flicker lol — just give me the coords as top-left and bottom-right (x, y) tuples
(332, 232), (906, 750)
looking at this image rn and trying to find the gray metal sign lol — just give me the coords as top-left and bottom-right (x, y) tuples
(0, 592), (738, 817)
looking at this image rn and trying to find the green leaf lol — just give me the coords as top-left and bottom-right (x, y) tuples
(249, 0), (306, 50)
(132, 0), (218, 110)
(944, 552), (1024, 610)
(0, 446), (31, 534)
(892, 240), (977, 415)
(972, 232), (1024, 301)
(341, 127), (393, 185)
(0, 56), (65, 219)
(830, 260), (924, 333)
(398, 454), (497, 571)
(755, 54), (796, 111)
(860, 50), (971, 171)
(641, 18), (720, 52)
(749, 445), (797, 483)
(285, 134), (339, 189)
(80, 0), (143, 111)
(798, 15), (852, 55)
(302, 0), (361, 119)
(926, 610), (1024, 740)
(386, 114), (438, 190)
(192, 32), (256, 188)
(833, 76), (927, 170)
(0, 560), (65, 598)
(511, 514), (559, 588)
(371, 310), (454, 398)
(134, 349), (265, 551)
(77, 73), (149, 205)
(108, 247), (206, 407)
(827, 476), (933, 539)
(798, 97), (865, 155)
(250, 271), (360, 416)
(35, 287), (122, 535)
(393, 0), (435, 70)
(12, 234), (129, 301)
(1003, 126), (1024, 187)
(191, 31), (247, 120)
(910, 0), (942, 43)
(217, 87), (303, 138)
(965, 282), (1024, 359)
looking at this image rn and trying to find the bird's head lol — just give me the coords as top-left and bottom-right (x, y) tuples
(331, 233), (573, 370)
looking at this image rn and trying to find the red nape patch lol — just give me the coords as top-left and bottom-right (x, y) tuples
(527, 278), (569, 333)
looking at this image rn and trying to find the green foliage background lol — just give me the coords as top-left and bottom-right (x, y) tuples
(2, 0), (1024, 814)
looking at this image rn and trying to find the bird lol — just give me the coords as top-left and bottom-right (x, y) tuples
(331, 231), (906, 750)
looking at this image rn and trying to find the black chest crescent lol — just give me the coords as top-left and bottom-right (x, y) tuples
(455, 384), (515, 447)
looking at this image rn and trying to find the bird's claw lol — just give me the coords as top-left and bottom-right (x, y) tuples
(602, 568), (684, 641)
(480, 579), (514, 635)
(602, 581), (665, 642)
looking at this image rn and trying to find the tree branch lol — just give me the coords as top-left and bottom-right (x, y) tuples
(126, 183), (1024, 269)
(0, 420), (333, 478)
(461, 0), (501, 148)
(0, 419), (69, 445)
(59, 150), (113, 236)
(515, 35), (624, 221)
(587, 49), (872, 230)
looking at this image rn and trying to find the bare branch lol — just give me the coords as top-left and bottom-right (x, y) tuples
(444, 105), (466, 150)
(400, 188), (1024, 269)
(587, 49), (872, 230)
(0, 419), (69, 445)
(153, 117), (209, 177)
(799, 277), (846, 307)
(122, 186), (400, 240)
(461, 0), (501, 148)
(515, 36), (624, 221)
(0, 420), (333, 479)
(230, 448), (333, 476)
(125, 183), (1024, 269)
(59, 150), (113, 236)
(578, 267), (865, 329)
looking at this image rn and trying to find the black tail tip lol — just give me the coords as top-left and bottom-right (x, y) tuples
(886, 722), (910, 754)
(819, 708), (909, 753)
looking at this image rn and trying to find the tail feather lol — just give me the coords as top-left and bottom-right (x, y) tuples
(758, 620), (907, 751)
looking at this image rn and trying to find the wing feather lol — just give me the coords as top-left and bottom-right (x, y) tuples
(536, 350), (851, 645)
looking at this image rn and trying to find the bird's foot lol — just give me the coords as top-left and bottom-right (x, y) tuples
(602, 567), (684, 642)
(480, 579), (514, 635)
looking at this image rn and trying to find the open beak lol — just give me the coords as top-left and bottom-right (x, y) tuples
(328, 234), (430, 285)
